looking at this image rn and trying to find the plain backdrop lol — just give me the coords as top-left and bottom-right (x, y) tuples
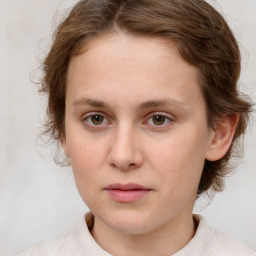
(0, 0), (255, 255)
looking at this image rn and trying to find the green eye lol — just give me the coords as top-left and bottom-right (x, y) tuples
(152, 115), (166, 125)
(90, 115), (104, 125)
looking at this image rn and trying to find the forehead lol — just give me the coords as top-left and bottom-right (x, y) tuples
(70, 33), (195, 76)
(66, 33), (204, 111)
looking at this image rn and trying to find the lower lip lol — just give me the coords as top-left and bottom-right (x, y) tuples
(105, 189), (152, 203)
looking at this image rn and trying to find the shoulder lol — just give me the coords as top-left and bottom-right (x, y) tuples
(16, 216), (85, 256)
(16, 231), (74, 256)
(16, 212), (111, 256)
(195, 215), (256, 256)
(208, 228), (256, 256)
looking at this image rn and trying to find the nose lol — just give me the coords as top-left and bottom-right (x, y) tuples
(107, 125), (143, 171)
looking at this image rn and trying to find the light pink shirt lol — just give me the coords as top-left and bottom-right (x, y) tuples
(17, 212), (256, 256)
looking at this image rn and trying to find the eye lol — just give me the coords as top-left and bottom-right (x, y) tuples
(84, 114), (109, 126)
(152, 115), (166, 125)
(147, 114), (172, 126)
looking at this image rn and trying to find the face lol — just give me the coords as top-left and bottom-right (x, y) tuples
(63, 33), (214, 235)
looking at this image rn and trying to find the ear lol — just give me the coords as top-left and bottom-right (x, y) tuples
(60, 135), (70, 158)
(206, 114), (239, 161)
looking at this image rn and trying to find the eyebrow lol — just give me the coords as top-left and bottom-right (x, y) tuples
(73, 97), (187, 110)
(73, 98), (106, 108)
(138, 99), (187, 109)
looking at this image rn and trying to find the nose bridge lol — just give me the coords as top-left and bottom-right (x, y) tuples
(108, 121), (142, 170)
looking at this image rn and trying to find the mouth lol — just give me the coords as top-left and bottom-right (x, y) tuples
(104, 183), (152, 203)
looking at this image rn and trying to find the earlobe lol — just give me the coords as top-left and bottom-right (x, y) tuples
(61, 135), (70, 158)
(205, 114), (239, 161)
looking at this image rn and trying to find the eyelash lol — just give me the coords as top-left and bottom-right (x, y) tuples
(82, 112), (173, 129)
(82, 112), (111, 128)
(145, 114), (172, 126)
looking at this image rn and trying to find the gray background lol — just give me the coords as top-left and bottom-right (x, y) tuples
(0, 0), (255, 255)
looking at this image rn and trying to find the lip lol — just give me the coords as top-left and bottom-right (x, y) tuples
(104, 183), (152, 203)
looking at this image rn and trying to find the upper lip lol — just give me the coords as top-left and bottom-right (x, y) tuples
(104, 183), (151, 190)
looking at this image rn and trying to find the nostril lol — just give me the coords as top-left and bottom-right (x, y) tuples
(109, 161), (139, 172)
(107, 144), (143, 170)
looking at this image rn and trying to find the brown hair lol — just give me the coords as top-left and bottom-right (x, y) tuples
(40, 0), (253, 195)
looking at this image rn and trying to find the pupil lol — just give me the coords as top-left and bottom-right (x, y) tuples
(153, 115), (165, 125)
(92, 115), (103, 125)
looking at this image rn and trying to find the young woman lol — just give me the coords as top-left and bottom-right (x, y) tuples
(18, 0), (255, 255)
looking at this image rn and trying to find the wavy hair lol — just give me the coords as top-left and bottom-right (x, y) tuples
(40, 0), (253, 195)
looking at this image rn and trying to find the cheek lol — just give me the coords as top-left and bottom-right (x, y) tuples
(67, 130), (107, 167)
(68, 140), (108, 210)
(67, 137), (108, 191)
(147, 131), (207, 192)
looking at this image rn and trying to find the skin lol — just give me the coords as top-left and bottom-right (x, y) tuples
(62, 33), (238, 256)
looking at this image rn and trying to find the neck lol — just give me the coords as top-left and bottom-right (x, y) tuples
(90, 213), (196, 256)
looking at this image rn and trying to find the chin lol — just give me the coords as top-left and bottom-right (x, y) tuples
(103, 210), (156, 235)
(110, 222), (153, 235)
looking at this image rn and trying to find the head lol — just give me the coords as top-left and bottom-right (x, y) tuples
(41, 0), (252, 220)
